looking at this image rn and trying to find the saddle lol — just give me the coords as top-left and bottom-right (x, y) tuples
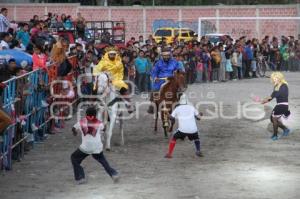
(152, 78), (171, 103)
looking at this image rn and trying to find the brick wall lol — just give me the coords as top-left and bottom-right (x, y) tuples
(0, 3), (299, 40)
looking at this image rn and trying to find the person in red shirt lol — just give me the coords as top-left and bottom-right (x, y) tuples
(30, 21), (41, 42)
(32, 45), (48, 71)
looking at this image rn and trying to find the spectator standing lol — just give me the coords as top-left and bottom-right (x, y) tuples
(134, 50), (148, 93)
(16, 23), (30, 49)
(251, 39), (259, 78)
(76, 13), (86, 40)
(30, 21), (42, 42)
(280, 36), (289, 72)
(81, 50), (96, 95)
(210, 46), (221, 82)
(243, 40), (253, 78)
(219, 44), (226, 82)
(29, 15), (39, 29)
(0, 32), (11, 50)
(225, 45), (234, 80)
(231, 47), (239, 80)
(0, 8), (10, 33)
(201, 44), (210, 82)
(195, 56), (203, 83)
(32, 45), (48, 71)
(270, 37), (280, 71)
(51, 40), (72, 78)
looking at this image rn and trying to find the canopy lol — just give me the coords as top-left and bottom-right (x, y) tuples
(0, 50), (32, 68)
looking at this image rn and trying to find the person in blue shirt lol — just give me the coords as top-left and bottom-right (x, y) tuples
(151, 48), (182, 91)
(174, 54), (185, 72)
(243, 40), (253, 78)
(64, 15), (73, 30)
(16, 23), (30, 48)
(134, 50), (149, 93)
(147, 48), (183, 114)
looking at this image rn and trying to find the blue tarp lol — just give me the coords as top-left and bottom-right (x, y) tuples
(0, 50), (32, 68)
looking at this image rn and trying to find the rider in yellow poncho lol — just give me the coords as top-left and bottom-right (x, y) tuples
(93, 48), (128, 91)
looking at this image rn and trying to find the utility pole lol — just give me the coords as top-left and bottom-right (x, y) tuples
(153, 0), (155, 6)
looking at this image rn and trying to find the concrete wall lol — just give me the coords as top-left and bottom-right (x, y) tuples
(0, 3), (299, 40)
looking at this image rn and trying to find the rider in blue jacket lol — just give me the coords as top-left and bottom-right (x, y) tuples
(147, 48), (182, 114)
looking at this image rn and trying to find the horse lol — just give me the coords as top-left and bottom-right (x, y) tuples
(94, 72), (133, 151)
(152, 70), (186, 137)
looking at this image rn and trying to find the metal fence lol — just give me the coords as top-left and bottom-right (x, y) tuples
(0, 56), (78, 171)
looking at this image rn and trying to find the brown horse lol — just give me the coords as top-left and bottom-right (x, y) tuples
(153, 70), (186, 137)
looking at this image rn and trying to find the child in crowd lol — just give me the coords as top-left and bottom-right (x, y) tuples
(195, 56), (203, 83)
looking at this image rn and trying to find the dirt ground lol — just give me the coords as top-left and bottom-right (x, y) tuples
(1, 72), (300, 199)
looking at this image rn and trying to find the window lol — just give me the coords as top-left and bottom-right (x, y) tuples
(155, 30), (172, 37)
(181, 32), (189, 37)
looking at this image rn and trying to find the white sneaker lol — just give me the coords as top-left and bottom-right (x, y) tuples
(76, 178), (87, 185)
(21, 120), (26, 126)
(31, 124), (39, 131)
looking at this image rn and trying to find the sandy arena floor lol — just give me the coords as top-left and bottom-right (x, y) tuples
(1, 72), (300, 199)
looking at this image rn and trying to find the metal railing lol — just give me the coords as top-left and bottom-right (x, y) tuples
(0, 56), (78, 171)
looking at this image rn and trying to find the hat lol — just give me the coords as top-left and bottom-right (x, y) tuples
(105, 46), (118, 54)
(179, 93), (189, 105)
(161, 47), (171, 55)
(8, 58), (16, 63)
(108, 50), (117, 54)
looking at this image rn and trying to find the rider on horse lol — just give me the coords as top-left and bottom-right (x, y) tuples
(93, 46), (129, 97)
(147, 47), (183, 114)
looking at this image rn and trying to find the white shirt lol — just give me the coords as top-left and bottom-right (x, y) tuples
(84, 63), (94, 83)
(0, 14), (10, 32)
(171, 104), (199, 134)
(73, 121), (104, 154)
(0, 40), (9, 50)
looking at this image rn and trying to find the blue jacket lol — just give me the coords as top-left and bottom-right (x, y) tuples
(244, 45), (253, 60)
(151, 58), (181, 91)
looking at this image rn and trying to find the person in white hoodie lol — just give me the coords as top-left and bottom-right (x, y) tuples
(165, 93), (203, 158)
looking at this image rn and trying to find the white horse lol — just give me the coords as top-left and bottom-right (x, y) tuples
(94, 72), (132, 151)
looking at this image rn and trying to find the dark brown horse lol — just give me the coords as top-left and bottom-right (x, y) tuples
(153, 70), (186, 137)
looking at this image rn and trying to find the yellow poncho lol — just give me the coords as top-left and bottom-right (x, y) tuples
(93, 53), (128, 89)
